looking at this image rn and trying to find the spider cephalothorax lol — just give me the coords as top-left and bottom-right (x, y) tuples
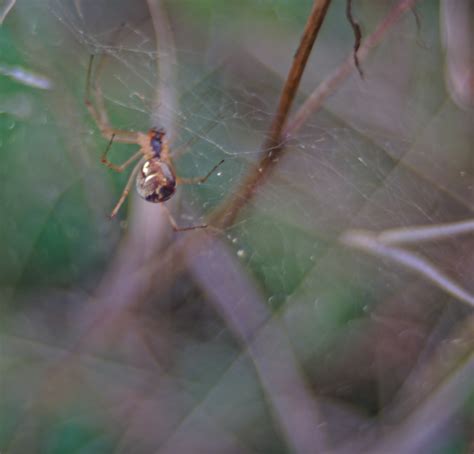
(148, 128), (166, 157)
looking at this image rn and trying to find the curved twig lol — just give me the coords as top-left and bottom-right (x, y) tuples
(341, 229), (474, 308)
(210, 0), (421, 230)
(211, 0), (333, 229)
(377, 219), (474, 245)
(285, 0), (421, 138)
(346, 0), (364, 78)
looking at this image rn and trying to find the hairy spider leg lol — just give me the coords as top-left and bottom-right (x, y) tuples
(161, 203), (207, 232)
(85, 54), (138, 144)
(109, 158), (145, 218)
(176, 159), (225, 185)
(101, 134), (143, 172)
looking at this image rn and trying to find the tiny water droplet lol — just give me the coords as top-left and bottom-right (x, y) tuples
(237, 249), (245, 258)
(358, 156), (367, 166)
(268, 295), (286, 306)
(217, 171), (222, 177)
(232, 237), (238, 244)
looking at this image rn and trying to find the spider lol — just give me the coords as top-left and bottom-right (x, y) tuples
(84, 54), (224, 231)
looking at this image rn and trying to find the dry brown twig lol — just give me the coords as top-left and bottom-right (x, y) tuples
(211, 0), (333, 229)
(211, 0), (421, 231)
(346, 0), (363, 78)
(285, 0), (421, 138)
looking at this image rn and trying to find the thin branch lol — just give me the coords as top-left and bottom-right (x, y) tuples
(0, 0), (16, 24)
(341, 230), (474, 308)
(346, 0), (364, 78)
(211, 0), (332, 229)
(285, 0), (421, 138)
(210, 0), (420, 230)
(265, 0), (333, 151)
(377, 218), (474, 245)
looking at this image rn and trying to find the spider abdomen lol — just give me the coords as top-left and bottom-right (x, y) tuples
(136, 158), (176, 203)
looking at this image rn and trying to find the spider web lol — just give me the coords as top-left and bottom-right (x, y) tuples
(1, 0), (473, 452)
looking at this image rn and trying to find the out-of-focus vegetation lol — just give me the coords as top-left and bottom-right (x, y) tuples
(1, 0), (473, 453)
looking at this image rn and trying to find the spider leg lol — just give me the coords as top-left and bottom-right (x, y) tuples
(102, 149), (143, 173)
(108, 159), (144, 219)
(84, 54), (138, 144)
(176, 159), (224, 185)
(161, 204), (207, 232)
(101, 134), (143, 172)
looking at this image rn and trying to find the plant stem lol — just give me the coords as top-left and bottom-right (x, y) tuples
(285, 0), (421, 137)
(212, 0), (333, 229)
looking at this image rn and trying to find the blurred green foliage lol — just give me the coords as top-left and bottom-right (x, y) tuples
(1, 0), (473, 452)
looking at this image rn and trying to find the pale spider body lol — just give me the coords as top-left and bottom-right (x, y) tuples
(85, 55), (224, 231)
